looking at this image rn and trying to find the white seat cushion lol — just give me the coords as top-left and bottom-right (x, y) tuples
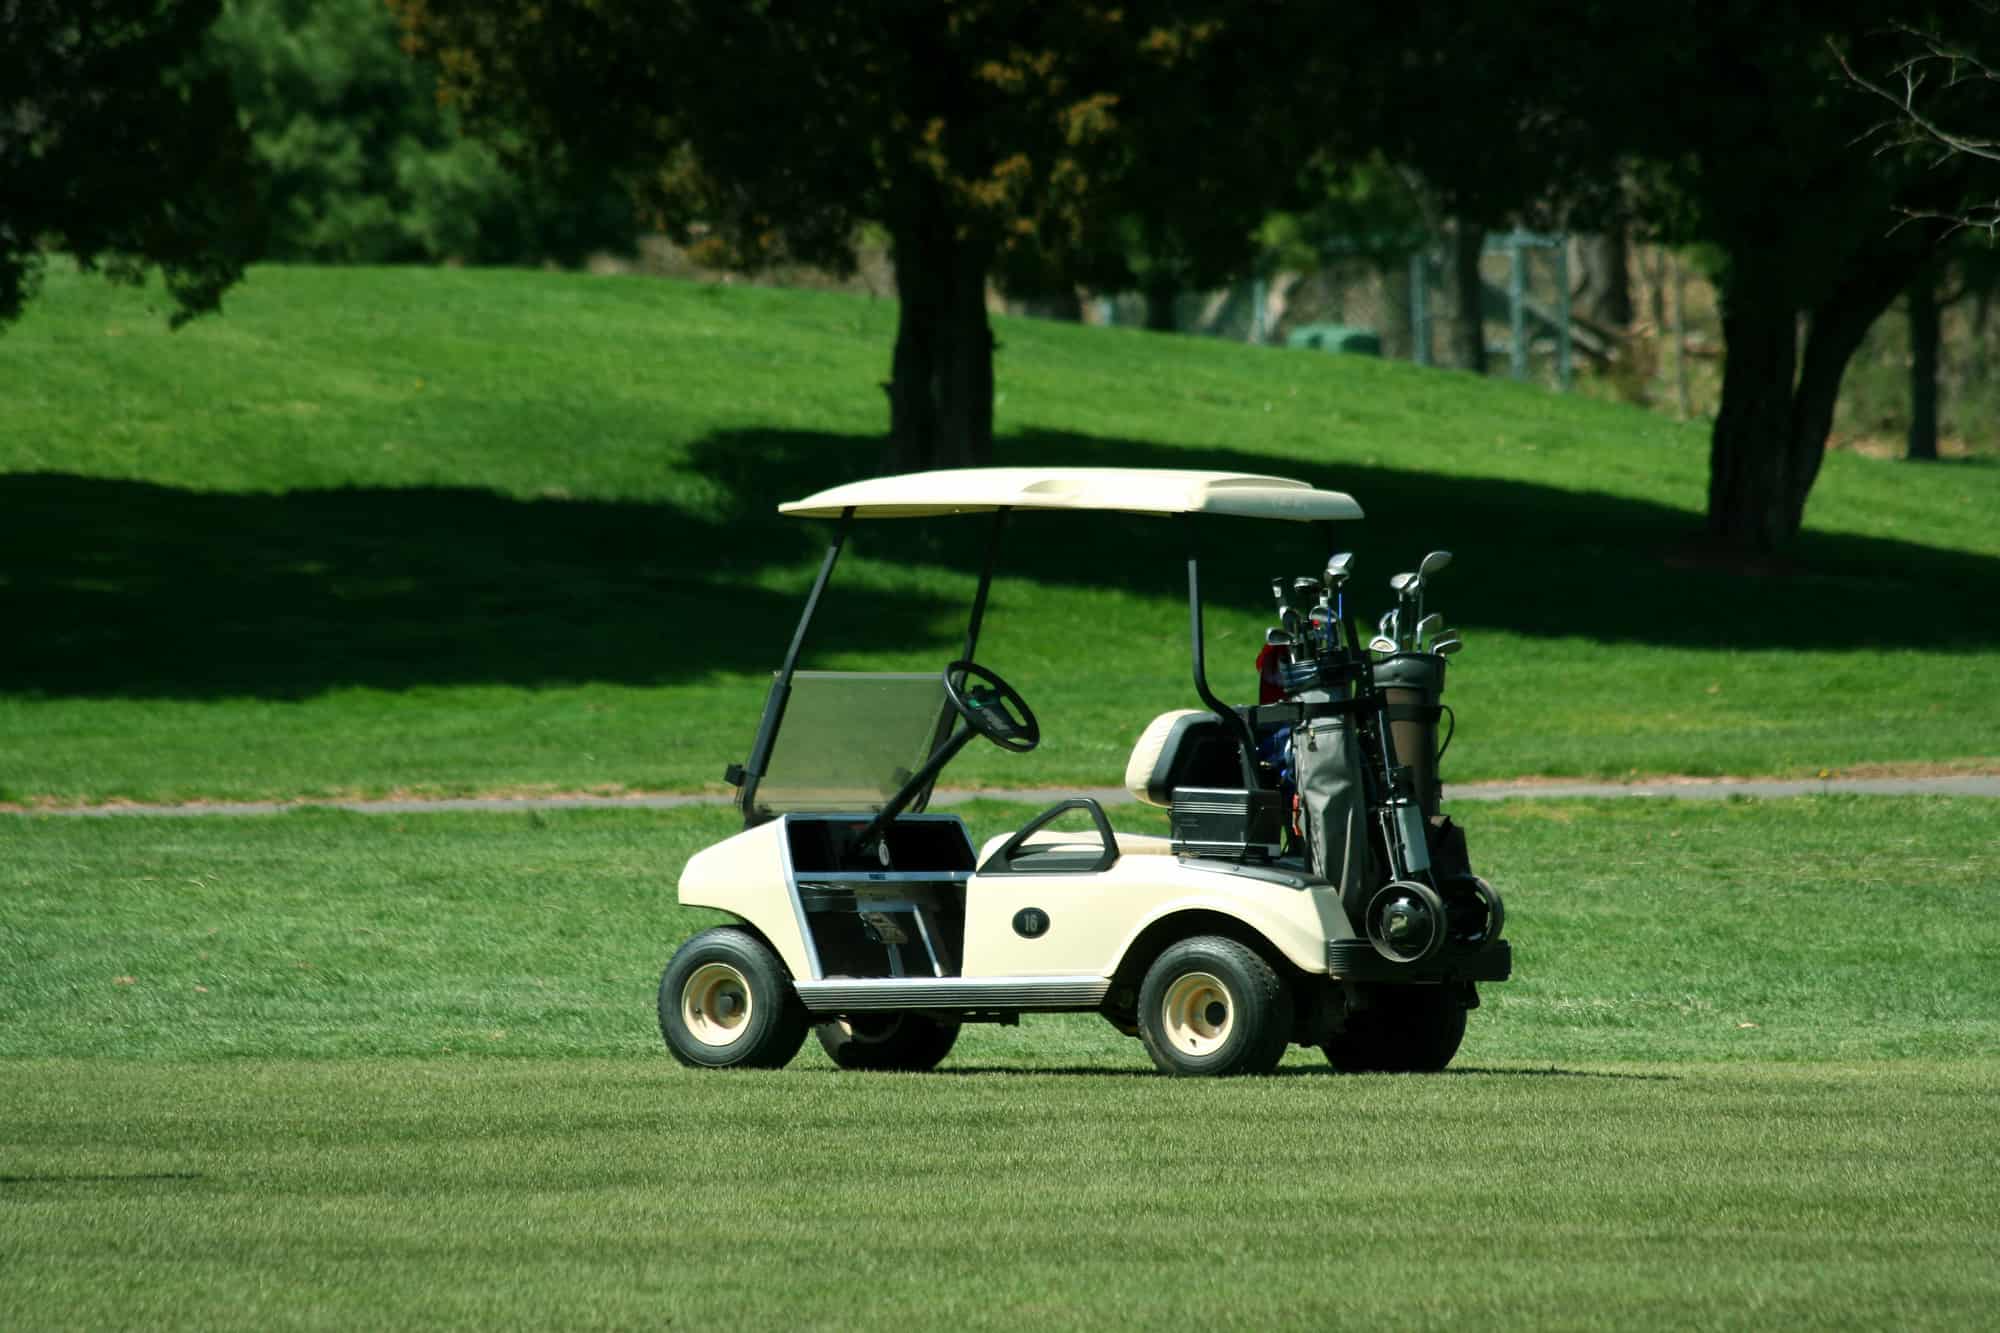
(1124, 709), (1208, 807)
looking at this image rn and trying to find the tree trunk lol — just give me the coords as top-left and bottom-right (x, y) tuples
(1450, 221), (1486, 373)
(1707, 246), (1932, 550)
(1790, 248), (1934, 515)
(1143, 281), (1179, 332)
(1908, 265), (1940, 461)
(884, 198), (995, 473)
(1707, 295), (1800, 552)
(1577, 229), (1635, 329)
(1376, 258), (1412, 360)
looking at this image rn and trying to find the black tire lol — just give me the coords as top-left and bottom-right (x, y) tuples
(657, 927), (810, 1069)
(1322, 984), (1467, 1073)
(814, 1013), (961, 1071)
(1136, 936), (1290, 1077)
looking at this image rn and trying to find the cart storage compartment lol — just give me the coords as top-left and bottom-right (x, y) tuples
(785, 814), (972, 979)
(785, 816), (975, 875)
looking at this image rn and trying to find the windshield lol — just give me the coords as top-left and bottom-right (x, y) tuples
(752, 671), (951, 815)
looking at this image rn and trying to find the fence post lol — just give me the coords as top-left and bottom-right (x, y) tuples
(1410, 251), (1432, 366)
(1554, 240), (1573, 392)
(1508, 234), (1528, 381)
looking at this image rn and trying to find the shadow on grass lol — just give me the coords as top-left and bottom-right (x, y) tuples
(881, 1064), (1679, 1080)
(1443, 1065), (1681, 1081)
(0, 466), (946, 699)
(6, 424), (1994, 699)
(0, 1172), (206, 1185)
(696, 427), (2000, 655)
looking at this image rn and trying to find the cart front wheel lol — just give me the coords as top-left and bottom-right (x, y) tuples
(1137, 936), (1289, 1077)
(658, 927), (809, 1069)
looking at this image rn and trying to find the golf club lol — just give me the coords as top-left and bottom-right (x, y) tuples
(1415, 612), (1443, 651)
(1390, 572), (1421, 650)
(1413, 550), (1451, 638)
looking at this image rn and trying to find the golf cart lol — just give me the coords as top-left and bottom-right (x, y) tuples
(660, 467), (1509, 1076)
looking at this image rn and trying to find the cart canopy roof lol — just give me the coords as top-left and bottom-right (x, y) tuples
(778, 467), (1363, 522)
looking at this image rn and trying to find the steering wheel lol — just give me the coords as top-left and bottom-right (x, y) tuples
(943, 660), (1040, 753)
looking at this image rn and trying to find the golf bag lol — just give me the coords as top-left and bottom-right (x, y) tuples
(1372, 652), (1448, 819)
(1296, 649), (1467, 923)
(1295, 713), (1373, 896)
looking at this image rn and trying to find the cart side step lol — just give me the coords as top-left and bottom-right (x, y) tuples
(794, 976), (1110, 1012)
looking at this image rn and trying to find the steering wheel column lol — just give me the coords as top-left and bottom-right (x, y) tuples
(850, 661), (1039, 863)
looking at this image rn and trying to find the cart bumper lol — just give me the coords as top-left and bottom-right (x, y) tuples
(1327, 939), (1512, 983)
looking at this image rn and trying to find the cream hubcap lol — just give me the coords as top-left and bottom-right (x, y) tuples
(682, 962), (753, 1046)
(1161, 971), (1234, 1056)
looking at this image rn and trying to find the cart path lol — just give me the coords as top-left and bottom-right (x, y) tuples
(7, 774), (1998, 817)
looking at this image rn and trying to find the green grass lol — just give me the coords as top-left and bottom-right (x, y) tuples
(5, 1059), (1994, 1330)
(3, 264), (1998, 803)
(3, 797), (1998, 1327)
(6, 797), (1996, 1063)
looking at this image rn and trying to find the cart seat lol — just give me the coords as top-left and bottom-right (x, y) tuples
(1125, 709), (1243, 807)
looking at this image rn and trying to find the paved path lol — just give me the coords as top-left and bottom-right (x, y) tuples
(8, 774), (1996, 817)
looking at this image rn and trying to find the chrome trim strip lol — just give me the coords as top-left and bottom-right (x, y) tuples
(777, 815), (823, 980)
(793, 976), (1110, 1012)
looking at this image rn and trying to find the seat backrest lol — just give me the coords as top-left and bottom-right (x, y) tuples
(1124, 709), (1243, 807)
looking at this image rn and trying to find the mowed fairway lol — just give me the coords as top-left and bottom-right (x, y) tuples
(6, 1059), (1993, 1329)
(5, 797), (1997, 1328)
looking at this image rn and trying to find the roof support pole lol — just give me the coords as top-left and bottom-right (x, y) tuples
(960, 507), (1010, 661)
(912, 505), (1011, 814)
(737, 506), (854, 823)
(1182, 516), (1265, 790)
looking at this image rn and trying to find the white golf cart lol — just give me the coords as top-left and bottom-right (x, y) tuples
(660, 467), (1509, 1076)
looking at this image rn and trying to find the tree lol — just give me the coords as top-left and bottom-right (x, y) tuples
(1833, 10), (2000, 463)
(2, 0), (260, 330)
(1637, 5), (1978, 550)
(1352, 3), (1987, 552)
(205, 0), (633, 265)
(392, 1), (1318, 471)
(1907, 259), (1943, 460)
(1835, 10), (2000, 240)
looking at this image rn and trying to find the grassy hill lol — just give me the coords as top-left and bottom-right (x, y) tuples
(3, 263), (1996, 803)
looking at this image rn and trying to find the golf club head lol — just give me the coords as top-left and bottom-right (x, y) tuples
(1416, 613), (1443, 646)
(1419, 550), (1453, 578)
(1291, 576), (1321, 610)
(1265, 626), (1293, 648)
(1433, 635), (1462, 656)
(1389, 571), (1417, 594)
(1368, 635), (1399, 655)
(1324, 552), (1355, 587)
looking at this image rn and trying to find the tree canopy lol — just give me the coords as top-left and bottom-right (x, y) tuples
(1354, 1), (1991, 550)
(2, 0), (261, 330)
(205, 0), (632, 265)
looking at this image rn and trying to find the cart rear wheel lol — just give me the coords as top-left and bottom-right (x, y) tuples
(658, 927), (809, 1069)
(815, 1012), (960, 1071)
(1322, 984), (1467, 1073)
(1137, 936), (1289, 1077)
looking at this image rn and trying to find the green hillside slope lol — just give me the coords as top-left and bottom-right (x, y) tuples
(2, 264), (1994, 803)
